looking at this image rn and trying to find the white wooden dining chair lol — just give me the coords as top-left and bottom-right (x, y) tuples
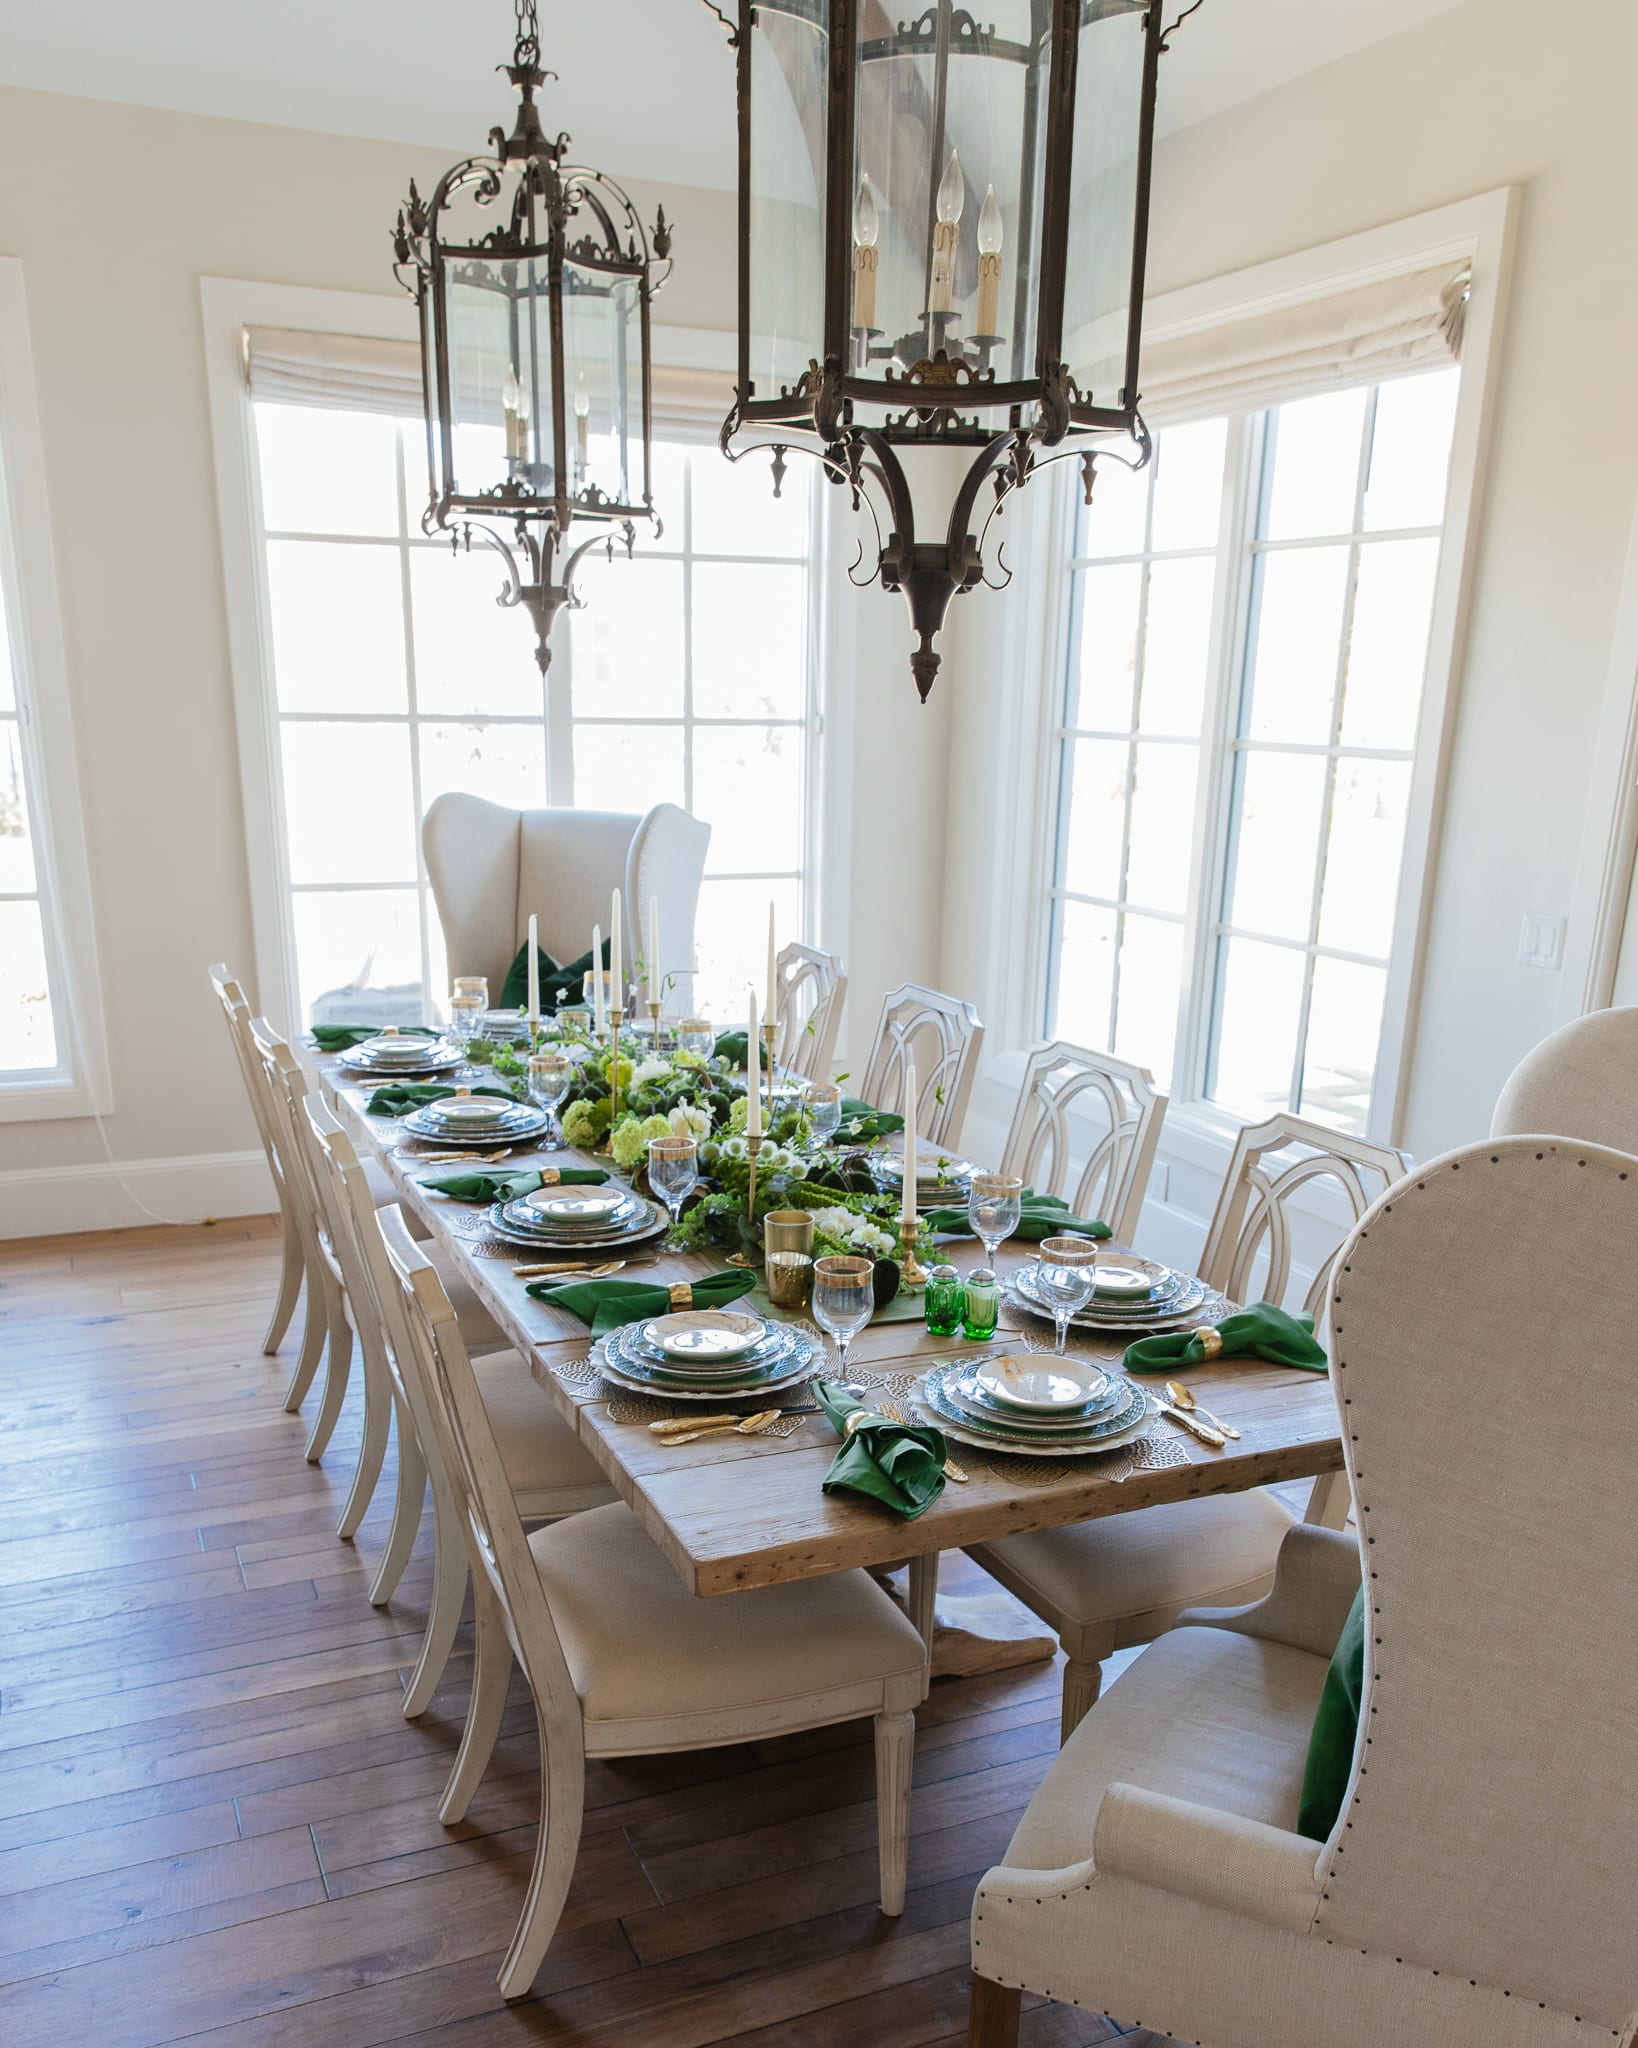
(997, 1040), (1167, 1245)
(968, 1111), (1408, 1741)
(861, 982), (985, 1149)
(1490, 1004), (1638, 1152)
(309, 1107), (612, 1716)
(209, 963), (306, 1363)
(377, 1204), (928, 1997)
(967, 1137), (1638, 2048)
(774, 941), (848, 1080)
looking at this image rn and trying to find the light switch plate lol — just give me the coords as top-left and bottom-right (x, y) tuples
(1518, 912), (1566, 971)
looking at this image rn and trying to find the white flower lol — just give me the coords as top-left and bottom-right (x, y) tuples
(718, 1134), (748, 1162)
(632, 1056), (674, 1088)
(669, 1103), (710, 1141)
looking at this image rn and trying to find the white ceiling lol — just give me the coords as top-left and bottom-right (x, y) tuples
(0, 0), (1468, 192)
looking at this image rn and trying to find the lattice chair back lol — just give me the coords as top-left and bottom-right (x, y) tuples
(774, 942), (848, 1081)
(860, 983), (985, 1149)
(999, 1040), (1167, 1245)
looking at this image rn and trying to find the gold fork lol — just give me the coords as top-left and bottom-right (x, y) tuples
(878, 1397), (970, 1483)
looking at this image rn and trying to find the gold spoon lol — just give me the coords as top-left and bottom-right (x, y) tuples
(654, 1409), (783, 1447)
(1165, 1381), (1240, 1440)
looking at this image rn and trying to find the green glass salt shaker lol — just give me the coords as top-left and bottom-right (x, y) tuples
(962, 1267), (1000, 1341)
(924, 1262), (964, 1337)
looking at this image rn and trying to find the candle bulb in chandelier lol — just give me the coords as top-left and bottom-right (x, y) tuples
(502, 364), (522, 462)
(574, 372), (590, 480)
(852, 173), (879, 337)
(928, 148), (964, 318)
(976, 184), (1003, 338)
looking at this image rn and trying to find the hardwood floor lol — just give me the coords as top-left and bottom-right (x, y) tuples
(0, 1217), (1168, 2047)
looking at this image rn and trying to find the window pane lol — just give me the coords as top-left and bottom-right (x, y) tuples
(1337, 538), (1439, 751)
(0, 575), (14, 711)
(692, 724), (803, 874)
(0, 899), (56, 1071)
(1317, 758), (1411, 960)
(1363, 368), (1459, 531)
(1066, 565), (1141, 731)
(1059, 738), (1128, 901)
(1138, 557), (1215, 735)
(292, 888), (424, 1028)
(0, 716), (36, 894)
(1244, 546), (1349, 745)
(1209, 935), (1304, 1119)
(1079, 452), (1148, 560)
(1263, 387), (1368, 541)
(1227, 750), (1326, 940)
(1149, 418), (1227, 552)
(1112, 913), (1181, 1086)
(692, 563), (807, 720)
(1050, 898), (1116, 1047)
(281, 722), (416, 884)
(255, 405), (402, 538)
(693, 876), (802, 1025)
(1125, 741), (1198, 914)
(567, 558), (685, 718)
(1300, 956), (1387, 1134)
(267, 540), (408, 715)
(571, 722), (686, 813)
(418, 722), (546, 815)
(410, 548), (546, 718)
(689, 446), (810, 559)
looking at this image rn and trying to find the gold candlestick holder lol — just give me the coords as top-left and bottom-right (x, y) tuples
(609, 1015), (623, 1127)
(759, 1020), (778, 1084)
(897, 1216), (929, 1289)
(744, 1131), (765, 1223)
(648, 1000), (664, 1046)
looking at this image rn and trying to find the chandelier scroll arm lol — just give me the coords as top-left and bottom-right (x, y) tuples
(1159, 0), (1206, 52)
(698, 2), (739, 46)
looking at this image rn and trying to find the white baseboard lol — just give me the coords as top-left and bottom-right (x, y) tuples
(0, 1149), (276, 1239)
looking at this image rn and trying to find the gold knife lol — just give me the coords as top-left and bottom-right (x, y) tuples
(1155, 1399), (1226, 1448)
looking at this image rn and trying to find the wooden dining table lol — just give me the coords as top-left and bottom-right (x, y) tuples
(314, 1053), (1344, 1630)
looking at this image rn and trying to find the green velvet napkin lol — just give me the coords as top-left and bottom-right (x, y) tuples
(713, 1030), (772, 1072)
(418, 1165), (610, 1203)
(500, 936), (611, 1012)
(1122, 1300), (1329, 1374)
(1297, 1586), (1365, 1839)
(311, 1024), (437, 1052)
(923, 1188), (1112, 1243)
(814, 1379), (946, 1521)
(365, 1081), (518, 1118)
(526, 1268), (757, 1337)
(831, 1096), (905, 1143)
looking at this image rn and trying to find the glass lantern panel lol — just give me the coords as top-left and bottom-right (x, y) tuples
(444, 254), (556, 503)
(1062, 0), (1148, 413)
(748, 1), (828, 403)
(561, 261), (645, 511)
(851, 0), (1048, 393)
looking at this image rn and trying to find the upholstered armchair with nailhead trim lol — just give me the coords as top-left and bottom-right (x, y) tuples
(967, 1136), (1638, 2048)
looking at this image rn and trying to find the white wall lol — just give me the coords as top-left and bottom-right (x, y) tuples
(941, 0), (1638, 1241)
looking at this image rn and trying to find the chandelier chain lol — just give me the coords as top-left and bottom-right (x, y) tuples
(513, 0), (541, 70)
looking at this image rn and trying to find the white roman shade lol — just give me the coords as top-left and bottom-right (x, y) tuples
(1133, 260), (1470, 427)
(244, 326), (735, 445)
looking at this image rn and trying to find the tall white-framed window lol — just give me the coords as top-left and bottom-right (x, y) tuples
(0, 258), (110, 1121)
(207, 283), (824, 1035)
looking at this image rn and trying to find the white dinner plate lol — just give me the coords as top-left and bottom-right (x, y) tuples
(640, 1310), (767, 1364)
(973, 1354), (1111, 1412)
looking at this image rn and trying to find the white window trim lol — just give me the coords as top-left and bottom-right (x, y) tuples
(201, 276), (837, 1029)
(967, 188), (1518, 1177)
(0, 258), (112, 1122)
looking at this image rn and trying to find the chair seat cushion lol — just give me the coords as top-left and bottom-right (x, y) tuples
(973, 1488), (1295, 1652)
(528, 1503), (926, 1737)
(471, 1347), (612, 1507)
(1005, 1624), (1328, 1874)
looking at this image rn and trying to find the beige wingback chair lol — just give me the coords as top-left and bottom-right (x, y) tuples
(422, 794), (709, 1009)
(967, 1136), (1638, 2048)
(1491, 1004), (1638, 1152)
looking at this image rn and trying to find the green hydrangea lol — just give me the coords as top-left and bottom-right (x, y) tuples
(561, 1098), (610, 1149)
(610, 1111), (673, 1171)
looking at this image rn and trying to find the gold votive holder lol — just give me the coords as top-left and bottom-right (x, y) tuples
(764, 1209), (815, 1308)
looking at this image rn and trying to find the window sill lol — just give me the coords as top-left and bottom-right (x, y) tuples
(0, 1075), (113, 1124)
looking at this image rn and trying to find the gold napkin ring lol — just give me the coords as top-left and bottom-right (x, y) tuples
(1195, 1326), (1223, 1358)
(669, 1283), (693, 1309)
(843, 1409), (871, 1435)
(539, 1168), (560, 1186)
(455, 1085), (471, 1098)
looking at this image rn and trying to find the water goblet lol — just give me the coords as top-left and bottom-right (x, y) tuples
(527, 1052), (574, 1151)
(804, 1081), (843, 1143)
(646, 1136), (699, 1233)
(676, 1016), (715, 1063)
(968, 1172), (1024, 1268)
(449, 987), (486, 1074)
(1035, 1235), (1101, 1356)
(812, 1254), (875, 1380)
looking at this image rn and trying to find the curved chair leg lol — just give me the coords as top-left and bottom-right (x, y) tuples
(401, 1478), (470, 1719)
(262, 1209), (305, 1356)
(440, 1585), (514, 1823)
(370, 1419), (427, 1607)
(967, 1976), (1022, 2048)
(873, 1708), (914, 1916)
(281, 1246), (328, 1413)
(335, 1334), (393, 1541)
(496, 1706), (586, 2001)
(302, 1280), (354, 1464)
(1060, 1654), (1103, 1743)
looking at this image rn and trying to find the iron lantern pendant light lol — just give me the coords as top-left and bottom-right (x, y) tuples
(702, 0), (1192, 700)
(394, 0), (672, 673)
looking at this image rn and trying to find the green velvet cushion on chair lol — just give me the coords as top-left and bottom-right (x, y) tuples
(498, 936), (611, 1012)
(1297, 1584), (1366, 1840)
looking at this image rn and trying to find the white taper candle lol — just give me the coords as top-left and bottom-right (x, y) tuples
(592, 923), (605, 1036)
(610, 889), (623, 1026)
(766, 901), (778, 1032)
(526, 913), (540, 1028)
(648, 896), (660, 1012)
(746, 989), (762, 1136)
(901, 1060), (918, 1228)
